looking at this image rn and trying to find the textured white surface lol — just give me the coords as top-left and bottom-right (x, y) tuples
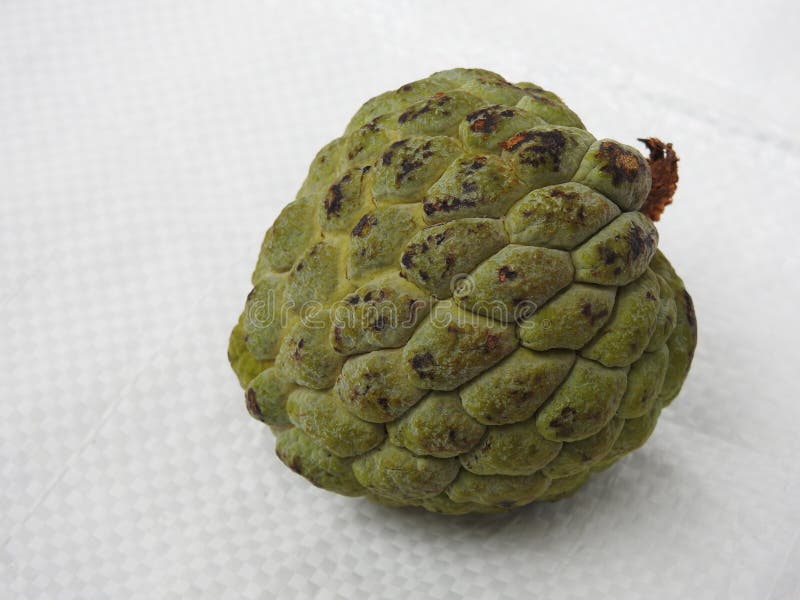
(2, 1), (799, 598)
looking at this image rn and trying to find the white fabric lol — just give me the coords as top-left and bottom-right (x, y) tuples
(2, 1), (799, 598)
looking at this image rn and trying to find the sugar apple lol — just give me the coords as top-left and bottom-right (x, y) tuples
(228, 68), (697, 514)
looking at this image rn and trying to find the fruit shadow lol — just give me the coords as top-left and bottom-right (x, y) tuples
(350, 448), (686, 550)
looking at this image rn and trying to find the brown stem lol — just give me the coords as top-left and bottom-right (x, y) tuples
(638, 138), (679, 222)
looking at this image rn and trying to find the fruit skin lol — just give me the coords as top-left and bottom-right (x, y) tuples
(228, 68), (697, 514)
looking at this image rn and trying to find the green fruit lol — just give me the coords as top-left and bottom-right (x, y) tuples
(228, 68), (697, 514)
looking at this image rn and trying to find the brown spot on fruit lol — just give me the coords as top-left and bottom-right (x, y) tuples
(324, 174), (351, 218)
(549, 406), (578, 435)
(351, 213), (377, 237)
(683, 289), (696, 328)
(597, 141), (645, 186)
(461, 180), (478, 194)
(245, 388), (262, 420)
(484, 333), (500, 352)
(465, 106), (516, 135)
(581, 302), (609, 326)
(410, 352), (435, 378)
(626, 223), (653, 259)
(503, 130), (567, 170)
(501, 133), (527, 151)
(498, 266), (517, 282)
(548, 187), (580, 201)
(398, 94), (450, 124)
(372, 316), (387, 331)
(423, 195), (477, 216)
(598, 247), (618, 265)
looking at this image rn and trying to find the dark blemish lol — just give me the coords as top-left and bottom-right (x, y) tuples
(372, 316), (386, 331)
(433, 231), (448, 245)
(424, 195), (478, 215)
(548, 188), (580, 201)
(418, 269), (430, 281)
(646, 291), (656, 301)
(497, 500), (516, 509)
(352, 213), (377, 238)
(598, 247), (618, 265)
(484, 333), (500, 352)
(613, 266), (622, 275)
(362, 120), (380, 132)
(362, 165), (371, 174)
(347, 295), (360, 305)
(498, 266), (517, 282)
(397, 156), (424, 184)
(501, 130), (567, 171)
(324, 174), (351, 218)
(519, 132), (567, 169)
(295, 262), (304, 272)
(398, 94), (450, 124)
(246, 288), (256, 302)
(549, 406), (578, 434)
(683, 289), (696, 328)
(597, 141), (645, 186)
(461, 180), (478, 194)
(292, 338), (305, 361)
(581, 302), (609, 326)
(347, 145), (364, 160)
(444, 254), (455, 269)
(447, 429), (457, 442)
(381, 139), (409, 166)
(466, 157), (487, 171)
(576, 205), (586, 223)
(331, 326), (344, 348)
(626, 223), (652, 259)
(364, 289), (387, 302)
(447, 323), (461, 334)
(523, 90), (557, 106)
(466, 106), (514, 135)
(399, 83), (414, 92)
(288, 457), (303, 474)
(246, 388), (262, 420)
(401, 249), (416, 269)
(410, 352), (435, 377)
(377, 397), (390, 410)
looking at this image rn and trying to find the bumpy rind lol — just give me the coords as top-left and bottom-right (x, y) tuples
(228, 68), (697, 514)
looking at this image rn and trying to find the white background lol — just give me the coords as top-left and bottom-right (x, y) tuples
(2, 1), (799, 598)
